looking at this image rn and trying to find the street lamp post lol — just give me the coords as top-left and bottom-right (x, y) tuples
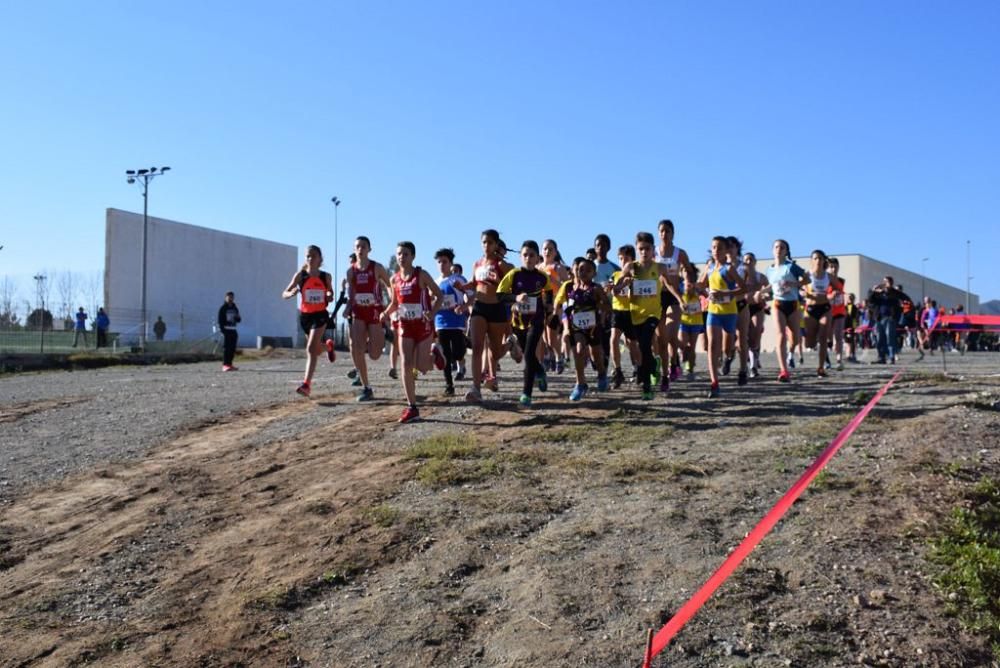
(921, 257), (929, 303)
(125, 166), (171, 349)
(966, 240), (972, 314)
(330, 196), (341, 347)
(33, 273), (46, 353)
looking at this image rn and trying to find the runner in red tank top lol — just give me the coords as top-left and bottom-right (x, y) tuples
(827, 257), (847, 371)
(282, 245), (335, 398)
(380, 241), (444, 423)
(347, 236), (392, 402)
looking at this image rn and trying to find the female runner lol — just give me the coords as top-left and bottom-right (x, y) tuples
(697, 236), (745, 398)
(282, 245), (335, 398)
(346, 236), (393, 401)
(654, 219), (689, 388)
(802, 250), (831, 376)
(463, 229), (514, 402)
(764, 239), (807, 382)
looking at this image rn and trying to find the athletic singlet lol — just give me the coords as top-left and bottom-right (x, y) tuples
(610, 270), (630, 311)
(655, 245), (682, 278)
(392, 267), (431, 323)
(472, 257), (505, 289)
(828, 277), (846, 317)
(436, 275), (467, 330)
(680, 284), (704, 326)
(497, 268), (553, 329)
(557, 281), (600, 331)
(766, 261), (805, 302)
(299, 271), (330, 314)
(629, 262), (662, 325)
(808, 272), (831, 300)
(707, 263), (738, 315)
(351, 262), (384, 309)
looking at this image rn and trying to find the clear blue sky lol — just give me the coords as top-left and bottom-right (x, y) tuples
(2, 1), (998, 308)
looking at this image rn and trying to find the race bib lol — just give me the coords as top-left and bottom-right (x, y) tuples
(684, 301), (700, 314)
(778, 280), (796, 296)
(633, 279), (657, 297)
(354, 292), (376, 306)
(516, 296), (538, 314)
(572, 311), (596, 330)
(304, 288), (326, 304)
(475, 266), (492, 281)
(832, 293), (844, 306)
(399, 303), (424, 321)
(713, 293), (731, 304)
(662, 260), (678, 277)
(440, 294), (456, 309)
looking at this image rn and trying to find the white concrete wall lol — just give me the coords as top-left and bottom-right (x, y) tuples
(105, 208), (298, 344)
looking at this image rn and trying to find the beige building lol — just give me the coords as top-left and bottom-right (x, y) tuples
(746, 253), (979, 352)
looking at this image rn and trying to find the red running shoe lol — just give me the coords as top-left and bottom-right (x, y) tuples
(325, 339), (336, 363)
(777, 371), (791, 383)
(296, 381), (311, 397)
(432, 343), (446, 371)
(399, 405), (420, 423)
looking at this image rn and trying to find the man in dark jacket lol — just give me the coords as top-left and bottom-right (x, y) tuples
(867, 276), (909, 364)
(218, 292), (241, 371)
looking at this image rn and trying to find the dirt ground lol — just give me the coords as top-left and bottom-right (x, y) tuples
(2, 350), (1000, 667)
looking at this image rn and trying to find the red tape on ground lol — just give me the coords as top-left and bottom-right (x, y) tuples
(642, 371), (902, 667)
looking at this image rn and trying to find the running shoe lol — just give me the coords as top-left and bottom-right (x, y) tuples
(824, 357), (832, 370)
(749, 367), (759, 379)
(659, 375), (669, 394)
(388, 367), (398, 379)
(569, 384), (587, 401)
(483, 374), (499, 392)
(519, 393), (532, 408)
(817, 368), (828, 378)
(707, 382), (720, 399)
(347, 368), (358, 379)
(356, 387), (374, 402)
(799, 356), (805, 365)
(555, 358), (565, 375)
(686, 370), (695, 381)
(630, 370), (639, 385)
(454, 369), (466, 381)
(836, 361), (844, 371)
(296, 382), (311, 397)
(670, 365), (681, 382)
(612, 367), (624, 389)
(506, 335), (524, 364)
(464, 387), (482, 403)
(222, 364), (237, 372)
(641, 389), (655, 401)
(777, 371), (791, 383)
(351, 376), (363, 387)
(597, 373), (609, 392)
(722, 356), (733, 376)
(737, 370), (748, 386)
(536, 370), (548, 392)
(431, 343), (446, 371)
(325, 339), (336, 363)
(787, 353), (795, 369)
(399, 405), (420, 423)
(444, 385), (455, 396)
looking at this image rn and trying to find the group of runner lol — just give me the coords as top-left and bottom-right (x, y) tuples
(283, 222), (854, 423)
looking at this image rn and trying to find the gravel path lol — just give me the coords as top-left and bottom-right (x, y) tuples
(2, 347), (995, 504)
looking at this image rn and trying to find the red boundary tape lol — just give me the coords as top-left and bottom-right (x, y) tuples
(642, 371), (902, 667)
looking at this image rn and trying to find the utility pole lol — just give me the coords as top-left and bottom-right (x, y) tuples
(33, 273), (46, 353)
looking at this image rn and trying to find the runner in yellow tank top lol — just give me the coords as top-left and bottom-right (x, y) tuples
(696, 236), (745, 398)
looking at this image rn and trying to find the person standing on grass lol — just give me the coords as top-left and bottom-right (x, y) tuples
(72, 307), (89, 347)
(217, 291), (242, 372)
(283, 246), (337, 396)
(95, 307), (110, 348)
(153, 316), (167, 341)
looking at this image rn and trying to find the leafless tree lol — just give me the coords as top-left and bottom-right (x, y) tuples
(83, 270), (103, 316)
(0, 276), (19, 328)
(55, 270), (76, 321)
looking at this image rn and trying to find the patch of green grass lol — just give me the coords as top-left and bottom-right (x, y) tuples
(364, 503), (399, 528)
(849, 389), (876, 406)
(404, 432), (480, 460)
(929, 477), (1000, 659)
(534, 425), (592, 444)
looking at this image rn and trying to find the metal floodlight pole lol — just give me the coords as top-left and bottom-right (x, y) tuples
(921, 257), (929, 303)
(125, 166), (171, 349)
(33, 273), (46, 353)
(965, 240), (971, 313)
(331, 196), (341, 346)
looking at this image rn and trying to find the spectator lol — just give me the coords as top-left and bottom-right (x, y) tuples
(867, 276), (907, 364)
(72, 307), (89, 347)
(217, 291), (241, 371)
(153, 316), (167, 341)
(94, 307), (110, 348)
